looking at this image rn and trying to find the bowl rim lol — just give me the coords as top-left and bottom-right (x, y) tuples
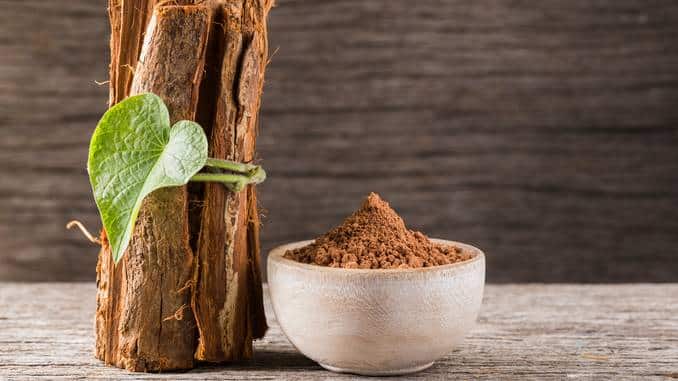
(268, 238), (485, 275)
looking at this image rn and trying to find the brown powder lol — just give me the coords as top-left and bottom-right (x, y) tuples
(284, 193), (474, 269)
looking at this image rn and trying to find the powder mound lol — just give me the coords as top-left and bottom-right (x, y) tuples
(284, 192), (475, 269)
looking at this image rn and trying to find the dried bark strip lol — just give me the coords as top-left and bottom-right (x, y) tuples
(107, 0), (157, 106)
(95, 0), (156, 371)
(191, 0), (270, 362)
(95, 5), (211, 371)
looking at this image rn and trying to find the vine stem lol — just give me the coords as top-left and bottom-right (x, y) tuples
(191, 158), (266, 192)
(204, 158), (257, 174)
(66, 220), (101, 245)
(190, 173), (252, 192)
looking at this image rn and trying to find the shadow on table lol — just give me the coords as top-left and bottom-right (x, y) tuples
(191, 350), (320, 373)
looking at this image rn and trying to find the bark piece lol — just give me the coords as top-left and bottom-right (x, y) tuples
(95, 5), (211, 372)
(191, 0), (271, 362)
(95, 0), (155, 369)
(107, 0), (157, 106)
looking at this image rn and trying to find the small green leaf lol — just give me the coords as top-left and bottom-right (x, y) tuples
(88, 93), (208, 263)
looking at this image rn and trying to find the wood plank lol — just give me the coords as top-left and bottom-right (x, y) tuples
(1, 0), (678, 281)
(0, 283), (676, 379)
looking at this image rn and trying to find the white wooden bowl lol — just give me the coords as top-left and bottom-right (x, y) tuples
(267, 239), (485, 376)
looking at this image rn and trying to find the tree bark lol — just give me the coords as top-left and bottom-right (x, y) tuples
(192, 0), (270, 362)
(96, 4), (210, 371)
(95, 0), (152, 369)
(95, 0), (270, 372)
(107, 0), (156, 106)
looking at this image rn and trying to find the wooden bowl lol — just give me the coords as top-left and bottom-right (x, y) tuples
(267, 239), (485, 376)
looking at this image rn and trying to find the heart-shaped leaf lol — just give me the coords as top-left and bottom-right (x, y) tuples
(88, 93), (207, 263)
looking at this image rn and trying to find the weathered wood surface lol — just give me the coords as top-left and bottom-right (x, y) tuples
(0, 283), (677, 379)
(1, 0), (678, 282)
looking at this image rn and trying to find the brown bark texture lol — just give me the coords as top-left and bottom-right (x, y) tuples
(192, 0), (270, 362)
(95, 0), (271, 372)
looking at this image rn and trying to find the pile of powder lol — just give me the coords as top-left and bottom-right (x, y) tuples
(284, 193), (474, 269)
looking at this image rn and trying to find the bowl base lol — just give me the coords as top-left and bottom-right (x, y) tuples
(319, 361), (434, 376)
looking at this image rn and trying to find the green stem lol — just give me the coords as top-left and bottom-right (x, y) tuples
(190, 173), (250, 192)
(191, 158), (266, 192)
(190, 172), (250, 183)
(204, 158), (257, 174)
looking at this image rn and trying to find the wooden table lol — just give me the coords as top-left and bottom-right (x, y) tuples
(1, 283), (676, 380)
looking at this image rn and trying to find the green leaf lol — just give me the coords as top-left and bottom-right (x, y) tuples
(87, 93), (208, 264)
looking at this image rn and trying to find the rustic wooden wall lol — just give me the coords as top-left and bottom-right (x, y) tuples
(1, 0), (677, 282)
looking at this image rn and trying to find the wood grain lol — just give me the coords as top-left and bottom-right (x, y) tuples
(0, 283), (677, 379)
(1, 0), (678, 281)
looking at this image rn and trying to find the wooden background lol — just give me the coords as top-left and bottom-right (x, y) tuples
(1, 0), (677, 282)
